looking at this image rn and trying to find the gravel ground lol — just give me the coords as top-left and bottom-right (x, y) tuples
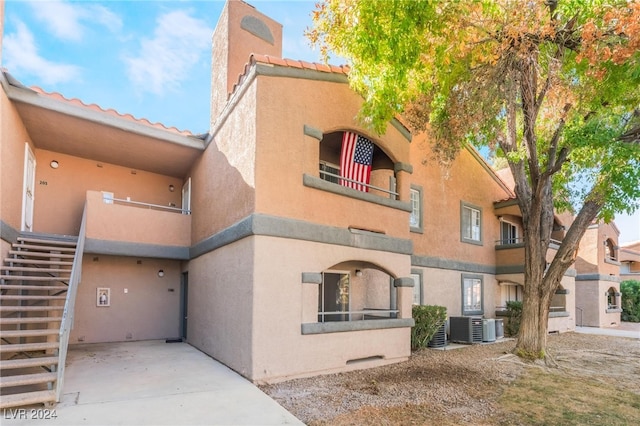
(260, 331), (640, 425)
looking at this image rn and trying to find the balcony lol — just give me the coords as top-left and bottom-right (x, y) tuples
(84, 190), (191, 258)
(495, 238), (561, 280)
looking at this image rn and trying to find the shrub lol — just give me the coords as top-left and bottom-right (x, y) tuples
(411, 305), (447, 350)
(505, 301), (522, 337)
(621, 280), (640, 322)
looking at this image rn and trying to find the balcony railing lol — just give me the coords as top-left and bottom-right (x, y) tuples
(319, 170), (399, 198)
(318, 308), (399, 322)
(495, 238), (562, 247)
(103, 195), (190, 215)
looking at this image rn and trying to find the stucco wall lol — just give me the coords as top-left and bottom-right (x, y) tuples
(413, 267), (499, 319)
(33, 149), (183, 235)
(254, 76), (411, 238)
(250, 235), (412, 383)
(70, 256), (181, 343)
(547, 276), (576, 333)
(409, 140), (510, 267)
(575, 279), (621, 328)
(192, 80), (258, 243)
(0, 84), (33, 232)
(186, 237), (255, 379)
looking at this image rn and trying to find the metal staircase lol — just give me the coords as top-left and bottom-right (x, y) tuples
(0, 236), (76, 409)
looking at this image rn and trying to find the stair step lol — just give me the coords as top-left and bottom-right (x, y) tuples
(18, 236), (77, 247)
(0, 390), (56, 409)
(1, 275), (69, 281)
(0, 317), (62, 325)
(1, 329), (59, 338)
(8, 251), (75, 259)
(0, 306), (64, 312)
(1, 266), (72, 274)
(4, 258), (73, 266)
(0, 356), (58, 370)
(0, 372), (58, 388)
(0, 342), (59, 353)
(1, 295), (67, 301)
(0, 284), (68, 291)
(12, 243), (77, 253)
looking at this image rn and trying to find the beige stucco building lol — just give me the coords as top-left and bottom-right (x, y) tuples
(0, 0), (623, 408)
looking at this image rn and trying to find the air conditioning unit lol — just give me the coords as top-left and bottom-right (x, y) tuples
(482, 319), (496, 342)
(427, 323), (447, 348)
(449, 316), (482, 344)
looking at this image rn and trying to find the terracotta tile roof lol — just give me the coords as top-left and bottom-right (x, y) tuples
(229, 54), (350, 99)
(29, 86), (194, 136)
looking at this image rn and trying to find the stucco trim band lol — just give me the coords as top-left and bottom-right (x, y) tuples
(303, 174), (413, 212)
(85, 238), (189, 260)
(191, 213), (413, 259)
(393, 277), (414, 287)
(394, 162), (413, 174)
(575, 274), (621, 282)
(303, 124), (323, 141)
(302, 272), (323, 284)
(413, 255), (496, 274)
(301, 318), (415, 335)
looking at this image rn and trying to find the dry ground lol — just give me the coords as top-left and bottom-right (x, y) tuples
(261, 332), (640, 425)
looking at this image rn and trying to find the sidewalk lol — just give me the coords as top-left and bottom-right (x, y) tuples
(575, 321), (640, 339)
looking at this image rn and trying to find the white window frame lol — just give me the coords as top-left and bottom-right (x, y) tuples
(319, 161), (341, 185)
(461, 274), (483, 315)
(409, 185), (424, 233)
(411, 271), (423, 305)
(461, 201), (483, 245)
(500, 220), (518, 245)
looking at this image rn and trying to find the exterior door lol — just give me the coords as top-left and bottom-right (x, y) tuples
(181, 178), (191, 215)
(180, 273), (189, 340)
(21, 144), (36, 232)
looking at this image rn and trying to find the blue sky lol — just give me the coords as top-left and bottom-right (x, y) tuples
(1, 0), (322, 134)
(1, 0), (638, 242)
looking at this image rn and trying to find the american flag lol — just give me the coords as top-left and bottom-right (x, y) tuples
(340, 132), (374, 192)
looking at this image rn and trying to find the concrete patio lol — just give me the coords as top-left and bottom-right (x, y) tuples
(2, 340), (303, 425)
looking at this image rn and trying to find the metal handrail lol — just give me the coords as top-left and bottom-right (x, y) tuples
(55, 203), (87, 402)
(103, 196), (191, 215)
(319, 170), (399, 197)
(495, 238), (563, 246)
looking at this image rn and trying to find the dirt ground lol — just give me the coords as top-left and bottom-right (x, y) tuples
(261, 329), (640, 425)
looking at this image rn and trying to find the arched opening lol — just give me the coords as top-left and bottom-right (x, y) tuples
(550, 285), (568, 314)
(319, 131), (396, 198)
(606, 287), (620, 310)
(551, 216), (566, 243)
(604, 238), (617, 261)
(318, 261), (397, 323)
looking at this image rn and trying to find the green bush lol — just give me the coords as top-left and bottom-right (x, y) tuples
(505, 301), (523, 337)
(411, 305), (447, 350)
(621, 280), (640, 322)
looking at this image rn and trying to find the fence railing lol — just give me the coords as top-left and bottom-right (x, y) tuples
(55, 203), (87, 402)
(103, 195), (191, 215)
(319, 170), (399, 198)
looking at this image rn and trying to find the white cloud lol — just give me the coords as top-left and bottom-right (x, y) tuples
(3, 20), (81, 85)
(124, 10), (211, 96)
(28, 0), (122, 42)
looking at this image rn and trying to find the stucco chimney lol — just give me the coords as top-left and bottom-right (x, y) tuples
(210, 0), (282, 128)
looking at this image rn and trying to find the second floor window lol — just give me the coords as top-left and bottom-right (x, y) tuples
(461, 202), (482, 244)
(409, 186), (423, 232)
(319, 161), (340, 184)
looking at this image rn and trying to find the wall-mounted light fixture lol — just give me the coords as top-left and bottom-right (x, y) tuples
(169, 184), (175, 192)
(355, 269), (363, 277)
(158, 269), (165, 278)
(50, 160), (59, 169)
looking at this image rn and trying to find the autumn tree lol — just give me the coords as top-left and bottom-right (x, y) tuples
(309, 0), (640, 359)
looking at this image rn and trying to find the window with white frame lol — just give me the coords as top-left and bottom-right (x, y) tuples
(500, 220), (518, 244)
(462, 275), (483, 315)
(409, 185), (423, 233)
(411, 272), (422, 305)
(461, 202), (482, 244)
(499, 283), (523, 308)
